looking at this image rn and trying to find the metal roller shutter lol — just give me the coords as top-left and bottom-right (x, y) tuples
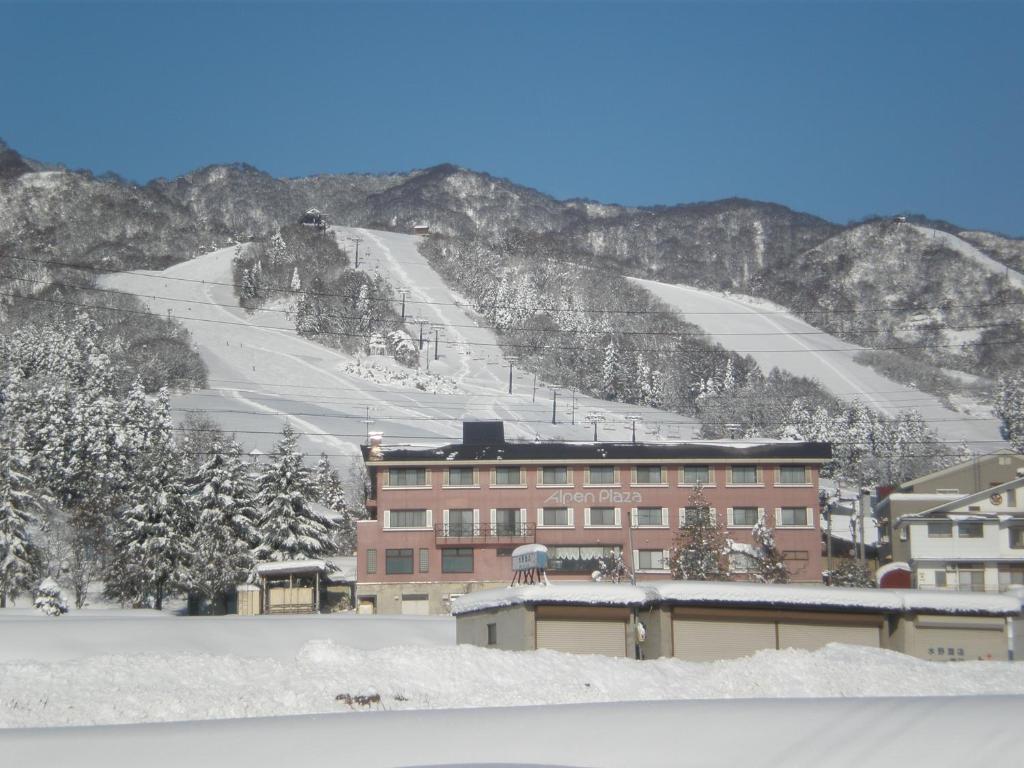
(673, 618), (776, 661)
(536, 619), (627, 657)
(777, 621), (880, 651)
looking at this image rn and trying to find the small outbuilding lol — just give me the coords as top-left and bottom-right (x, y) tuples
(254, 559), (329, 614)
(452, 581), (1020, 662)
(412, 223), (430, 235)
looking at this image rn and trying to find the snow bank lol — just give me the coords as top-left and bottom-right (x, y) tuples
(452, 580), (1021, 616)
(3, 639), (1023, 729)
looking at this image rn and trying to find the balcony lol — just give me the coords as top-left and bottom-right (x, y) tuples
(434, 523), (536, 546)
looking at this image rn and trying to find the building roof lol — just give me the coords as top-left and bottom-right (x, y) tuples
(254, 559), (328, 576)
(362, 439), (832, 464)
(451, 580), (1020, 618)
(895, 475), (1024, 525)
(896, 449), (1021, 492)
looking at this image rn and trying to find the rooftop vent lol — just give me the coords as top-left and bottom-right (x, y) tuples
(462, 420), (504, 446)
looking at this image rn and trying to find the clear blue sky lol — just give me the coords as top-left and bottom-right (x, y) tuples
(2, 1), (1021, 235)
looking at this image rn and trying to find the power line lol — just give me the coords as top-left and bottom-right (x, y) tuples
(7, 252), (1024, 317)
(2, 287), (1021, 355)
(3, 270), (1019, 340)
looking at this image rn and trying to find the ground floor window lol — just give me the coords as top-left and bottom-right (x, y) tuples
(442, 548), (474, 573)
(385, 548), (414, 575)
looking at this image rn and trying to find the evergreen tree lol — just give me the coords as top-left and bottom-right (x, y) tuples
(255, 425), (334, 562)
(0, 439), (42, 607)
(669, 484), (730, 581)
(34, 577), (68, 616)
(995, 371), (1024, 452)
(601, 338), (620, 400)
(750, 514), (789, 584)
(185, 443), (260, 607)
(314, 453), (357, 555)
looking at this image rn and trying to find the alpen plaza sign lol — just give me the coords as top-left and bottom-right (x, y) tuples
(543, 488), (643, 505)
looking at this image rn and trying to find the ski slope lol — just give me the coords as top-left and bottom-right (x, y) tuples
(911, 224), (1024, 291)
(630, 277), (1003, 449)
(98, 230), (701, 481)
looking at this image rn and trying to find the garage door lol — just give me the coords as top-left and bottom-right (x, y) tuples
(673, 618), (776, 661)
(536, 619), (627, 657)
(777, 621), (880, 651)
(401, 595), (430, 615)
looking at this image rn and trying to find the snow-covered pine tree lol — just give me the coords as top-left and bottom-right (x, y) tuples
(995, 371), (1024, 452)
(185, 442), (260, 609)
(255, 425), (334, 562)
(750, 513), (789, 584)
(669, 484), (730, 581)
(0, 436), (42, 607)
(601, 338), (620, 400)
(103, 439), (191, 610)
(34, 577), (68, 616)
(314, 453), (357, 556)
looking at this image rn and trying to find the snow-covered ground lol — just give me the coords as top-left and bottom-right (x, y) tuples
(629, 277), (1003, 449)
(911, 224), (1024, 291)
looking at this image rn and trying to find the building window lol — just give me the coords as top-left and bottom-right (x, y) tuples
(493, 466), (522, 486)
(387, 467), (427, 487)
(494, 508), (525, 536)
(927, 522), (953, 538)
(1010, 528), (1024, 549)
(540, 466), (569, 486)
(783, 550), (809, 561)
(934, 570), (948, 588)
(778, 507), (809, 526)
(447, 509), (475, 536)
(634, 466), (664, 485)
(635, 507), (665, 527)
(682, 507), (714, 527)
(682, 465), (711, 485)
(366, 548), (377, 574)
(446, 467), (476, 487)
(730, 465), (759, 485)
(958, 523), (984, 539)
(418, 548), (430, 573)
(496, 547), (514, 557)
(730, 507), (759, 527)
(587, 466), (616, 485)
(385, 548), (414, 574)
(541, 507), (572, 527)
(442, 548), (474, 573)
(388, 509), (428, 529)
(547, 545), (620, 573)
(638, 549), (667, 570)
(729, 551), (758, 573)
(778, 466), (808, 485)
(487, 623), (497, 646)
(588, 507), (617, 526)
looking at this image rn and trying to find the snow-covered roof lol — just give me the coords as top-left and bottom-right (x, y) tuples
(451, 580), (1020, 617)
(324, 556), (357, 582)
(254, 559), (328, 576)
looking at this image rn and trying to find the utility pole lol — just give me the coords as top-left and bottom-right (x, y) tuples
(551, 387), (560, 425)
(859, 487), (870, 565)
(364, 406), (373, 442)
(349, 236), (363, 269)
(399, 289), (408, 320)
(506, 356), (518, 394)
(571, 389), (576, 425)
(532, 373), (537, 403)
(627, 415), (642, 443)
(433, 327), (441, 361)
(585, 413), (605, 441)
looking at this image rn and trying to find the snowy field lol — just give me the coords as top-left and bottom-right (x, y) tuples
(2, 610), (1023, 767)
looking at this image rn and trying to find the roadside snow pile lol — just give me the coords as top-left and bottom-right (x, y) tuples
(3, 641), (1023, 728)
(340, 360), (460, 394)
